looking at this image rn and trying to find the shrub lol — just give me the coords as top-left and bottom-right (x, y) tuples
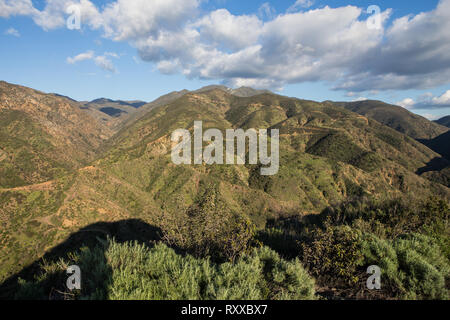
(394, 234), (449, 300)
(301, 223), (363, 285)
(160, 187), (256, 262)
(320, 196), (449, 241)
(360, 233), (404, 295)
(360, 233), (450, 300)
(15, 239), (316, 300)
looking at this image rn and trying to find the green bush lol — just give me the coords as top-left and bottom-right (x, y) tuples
(394, 234), (449, 300)
(360, 233), (404, 295)
(159, 187), (256, 262)
(301, 223), (363, 285)
(15, 239), (316, 300)
(360, 233), (449, 300)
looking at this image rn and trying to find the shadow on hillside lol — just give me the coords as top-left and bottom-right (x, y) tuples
(416, 157), (450, 175)
(0, 219), (162, 300)
(418, 131), (450, 161)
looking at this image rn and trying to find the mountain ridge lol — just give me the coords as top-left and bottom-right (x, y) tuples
(327, 100), (449, 140)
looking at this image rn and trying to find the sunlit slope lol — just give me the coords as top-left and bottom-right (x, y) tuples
(0, 81), (112, 187)
(329, 100), (449, 140)
(98, 89), (449, 217)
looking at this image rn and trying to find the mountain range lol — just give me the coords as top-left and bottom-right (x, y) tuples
(0, 80), (449, 297)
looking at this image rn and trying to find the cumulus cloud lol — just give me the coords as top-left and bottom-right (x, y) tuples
(100, 0), (199, 41)
(396, 98), (416, 109)
(4, 27), (20, 37)
(431, 90), (450, 106)
(396, 90), (450, 110)
(0, 0), (36, 18)
(193, 9), (263, 51)
(3, 0), (450, 93)
(67, 50), (118, 73)
(124, 4), (391, 89)
(336, 0), (450, 92)
(31, 0), (102, 31)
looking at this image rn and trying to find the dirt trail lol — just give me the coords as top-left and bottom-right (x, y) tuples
(0, 180), (55, 192)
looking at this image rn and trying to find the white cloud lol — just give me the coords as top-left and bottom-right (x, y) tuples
(422, 113), (440, 120)
(104, 52), (119, 58)
(336, 0), (450, 92)
(94, 55), (116, 73)
(287, 0), (315, 12)
(67, 50), (95, 64)
(396, 89), (450, 110)
(0, 0), (36, 18)
(4, 27), (20, 37)
(432, 90), (450, 105)
(100, 0), (199, 41)
(353, 97), (368, 102)
(67, 50), (117, 73)
(130, 5), (389, 89)
(396, 98), (416, 109)
(32, 0), (102, 31)
(193, 9), (262, 51)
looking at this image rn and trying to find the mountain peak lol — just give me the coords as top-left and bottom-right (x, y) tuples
(193, 85), (271, 97)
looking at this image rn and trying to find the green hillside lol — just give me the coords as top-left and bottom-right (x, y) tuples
(0, 81), (112, 188)
(329, 100), (449, 140)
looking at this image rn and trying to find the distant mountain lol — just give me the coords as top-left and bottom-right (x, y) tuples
(79, 98), (147, 130)
(89, 98), (146, 108)
(78, 85), (270, 132)
(327, 100), (449, 140)
(434, 116), (450, 128)
(112, 86), (272, 132)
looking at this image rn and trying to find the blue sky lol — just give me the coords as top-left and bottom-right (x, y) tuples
(1, 0), (450, 120)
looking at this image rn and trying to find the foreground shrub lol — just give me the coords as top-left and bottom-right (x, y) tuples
(360, 233), (404, 296)
(15, 239), (316, 300)
(301, 224), (363, 285)
(361, 233), (449, 300)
